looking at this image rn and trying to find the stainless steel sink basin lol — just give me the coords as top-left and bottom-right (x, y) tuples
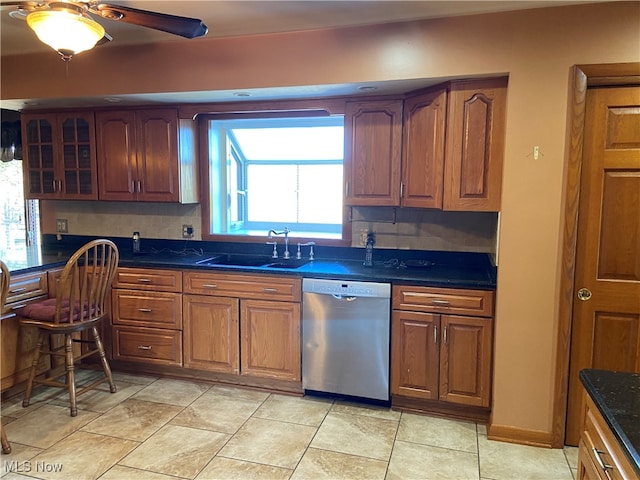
(195, 254), (309, 269)
(263, 259), (309, 269)
(195, 254), (273, 267)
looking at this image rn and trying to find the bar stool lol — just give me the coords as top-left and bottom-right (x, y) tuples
(1, 260), (11, 453)
(16, 240), (119, 417)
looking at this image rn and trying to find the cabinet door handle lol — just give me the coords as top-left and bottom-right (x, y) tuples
(345, 182), (350, 198)
(443, 326), (448, 344)
(592, 448), (615, 478)
(203, 284), (218, 289)
(137, 345), (152, 350)
(434, 325), (438, 344)
(137, 180), (142, 193)
(263, 288), (278, 293)
(136, 278), (152, 283)
(400, 182), (404, 198)
(138, 308), (152, 313)
(431, 299), (450, 306)
(53, 179), (57, 192)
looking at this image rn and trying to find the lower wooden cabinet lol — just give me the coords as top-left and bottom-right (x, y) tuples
(183, 294), (239, 374)
(577, 393), (637, 480)
(1, 270), (50, 391)
(391, 285), (494, 410)
(240, 299), (301, 381)
(182, 271), (302, 383)
(112, 326), (182, 366)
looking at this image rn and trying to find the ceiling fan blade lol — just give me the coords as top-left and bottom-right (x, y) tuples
(91, 3), (208, 39)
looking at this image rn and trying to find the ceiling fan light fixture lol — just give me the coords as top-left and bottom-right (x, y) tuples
(26, 9), (105, 59)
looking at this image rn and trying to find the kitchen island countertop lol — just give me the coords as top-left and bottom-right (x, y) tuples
(580, 369), (640, 476)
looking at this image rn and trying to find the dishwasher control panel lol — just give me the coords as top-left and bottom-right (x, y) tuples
(302, 278), (390, 298)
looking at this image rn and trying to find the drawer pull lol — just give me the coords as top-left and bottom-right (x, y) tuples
(137, 278), (152, 283)
(137, 345), (152, 351)
(9, 288), (26, 294)
(138, 308), (153, 313)
(203, 284), (218, 289)
(431, 299), (450, 306)
(592, 448), (615, 478)
(263, 288), (278, 293)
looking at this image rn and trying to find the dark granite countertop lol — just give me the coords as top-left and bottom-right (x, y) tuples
(3, 235), (497, 290)
(580, 369), (640, 475)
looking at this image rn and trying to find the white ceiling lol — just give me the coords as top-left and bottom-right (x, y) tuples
(0, 1), (607, 110)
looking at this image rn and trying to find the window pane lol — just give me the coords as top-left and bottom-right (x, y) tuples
(299, 165), (343, 224)
(247, 164), (297, 223)
(233, 126), (343, 161)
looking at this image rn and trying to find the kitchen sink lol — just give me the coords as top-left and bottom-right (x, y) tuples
(263, 259), (309, 269)
(195, 254), (308, 269)
(195, 254), (273, 267)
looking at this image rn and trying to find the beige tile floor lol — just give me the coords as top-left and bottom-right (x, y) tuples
(1, 369), (578, 480)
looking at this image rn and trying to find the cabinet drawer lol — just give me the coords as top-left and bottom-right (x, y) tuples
(184, 271), (301, 302)
(113, 267), (182, 292)
(393, 285), (493, 317)
(582, 395), (635, 480)
(3, 271), (48, 315)
(112, 289), (182, 329)
(113, 326), (182, 366)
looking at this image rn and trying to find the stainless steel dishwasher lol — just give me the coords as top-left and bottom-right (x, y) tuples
(302, 278), (391, 401)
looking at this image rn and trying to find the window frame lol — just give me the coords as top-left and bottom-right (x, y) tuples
(198, 98), (351, 246)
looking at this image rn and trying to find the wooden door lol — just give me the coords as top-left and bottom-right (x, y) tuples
(443, 78), (507, 211)
(344, 99), (403, 206)
(135, 108), (179, 202)
(96, 110), (137, 201)
(439, 315), (492, 407)
(183, 294), (239, 374)
(566, 86), (640, 445)
(402, 87), (447, 208)
(240, 299), (301, 381)
(391, 310), (439, 399)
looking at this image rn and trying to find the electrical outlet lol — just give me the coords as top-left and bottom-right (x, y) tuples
(359, 229), (368, 246)
(56, 219), (68, 233)
(182, 224), (194, 238)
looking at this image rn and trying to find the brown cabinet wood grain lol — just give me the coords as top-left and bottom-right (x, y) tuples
(21, 112), (98, 200)
(443, 78), (507, 211)
(402, 87), (447, 208)
(183, 271), (301, 381)
(96, 108), (198, 203)
(111, 267), (183, 365)
(183, 294), (239, 374)
(344, 99), (403, 206)
(240, 299), (301, 382)
(1, 270), (50, 391)
(391, 285), (494, 408)
(577, 393), (638, 480)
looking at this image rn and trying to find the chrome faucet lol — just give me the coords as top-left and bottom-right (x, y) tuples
(268, 227), (291, 259)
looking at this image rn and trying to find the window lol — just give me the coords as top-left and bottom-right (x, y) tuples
(205, 115), (345, 240)
(0, 159), (40, 262)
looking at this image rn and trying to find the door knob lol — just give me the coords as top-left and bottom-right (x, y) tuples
(577, 288), (592, 301)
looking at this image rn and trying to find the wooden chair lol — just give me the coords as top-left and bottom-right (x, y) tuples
(1, 260), (11, 453)
(16, 240), (119, 417)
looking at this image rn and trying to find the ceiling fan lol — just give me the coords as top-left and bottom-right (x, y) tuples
(1, 1), (208, 60)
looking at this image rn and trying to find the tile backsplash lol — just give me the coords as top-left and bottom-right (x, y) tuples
(41, 202), (497, 254)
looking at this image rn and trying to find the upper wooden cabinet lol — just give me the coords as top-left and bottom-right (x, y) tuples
(443, 78), (508, 211)
(402, 87), (448, 209)
(344, 99), (403, 206)
(95, 108), (198, 203)
(21, 112), (98, 200)
(345, 77), (507, 212)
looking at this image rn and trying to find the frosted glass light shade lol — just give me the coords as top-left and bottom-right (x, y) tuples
(26, 10), (105, 57)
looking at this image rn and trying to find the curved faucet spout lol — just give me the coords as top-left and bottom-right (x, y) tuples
(267, 227), (291, 259)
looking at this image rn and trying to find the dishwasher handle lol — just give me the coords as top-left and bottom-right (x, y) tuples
(331, 294), (357, 301)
